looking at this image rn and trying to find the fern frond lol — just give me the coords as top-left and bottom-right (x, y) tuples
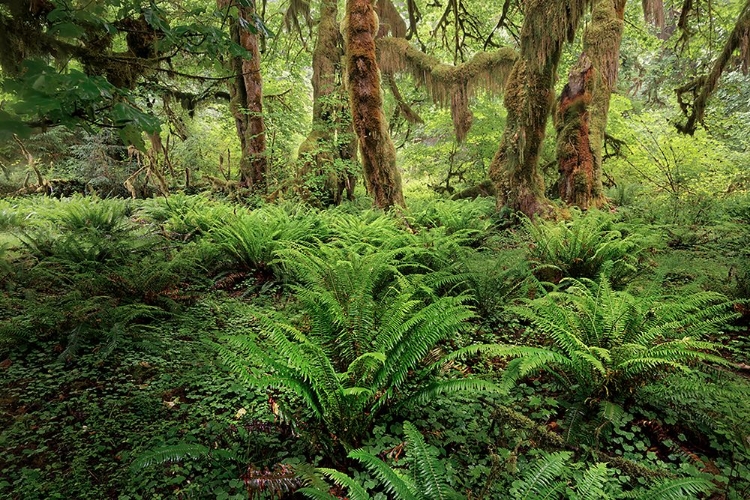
(130, 444), (209, 471)
(402, 422), (457, 500)
(573, 462), (611, 500)
(317, 468), (372, 500)
(512, 451), (571, 500)
(348, 449), (419, 500)
(408, 378), (503, 407)
(626, 476), (714, 500)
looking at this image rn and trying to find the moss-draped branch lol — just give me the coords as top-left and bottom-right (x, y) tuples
(376, 37), (517, 142)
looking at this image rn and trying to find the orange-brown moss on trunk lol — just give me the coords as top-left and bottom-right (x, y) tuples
(342, 0), (404, 209)
(489, 0), (590, 218)
(555, 0), (625, 210)
(297, 0), (357, 205)
(556, 55), (599, 209)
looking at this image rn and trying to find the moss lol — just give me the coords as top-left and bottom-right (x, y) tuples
(490, 0), (593, 217)
(553, 0), (623, 210)
(342, 0), (404, 209)
(376, 36), (516, 142)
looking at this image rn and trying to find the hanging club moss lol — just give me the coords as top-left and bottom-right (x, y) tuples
(377, 37), (517, 142)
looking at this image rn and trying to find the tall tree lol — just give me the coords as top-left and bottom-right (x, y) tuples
(488, 0), (590, 217)
(676, 0), (750, 135)
(220, 0), (268, 192)
(342, 0), (405, 208)
(296, 0), (357, 205)
(555, 0), (626, 209)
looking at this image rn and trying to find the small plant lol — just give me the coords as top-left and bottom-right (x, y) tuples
(212, 204), (324, 274)
(299, 421), (463, 500)
(510, 451), (714, 499)
(523, 210), (644, 284)
(455, 275), (736, 432)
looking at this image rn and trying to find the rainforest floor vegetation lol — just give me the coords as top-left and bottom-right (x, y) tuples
(0, 191), (748, 499)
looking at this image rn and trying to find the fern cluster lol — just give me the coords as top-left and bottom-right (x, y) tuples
(211, 204), (325, 274)
(523, 210), (645, 284)
(219, 244), (497, 449)
(299, 421), (463, 500)
(510, 451), (714, 500)
(0, 196), (199, 355)
(445, 274), (738, 445)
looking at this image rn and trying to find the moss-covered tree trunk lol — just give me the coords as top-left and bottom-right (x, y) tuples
(488, 0), (589, 217)
(297, 0), (356, 205)
(221, 0), (267, 192)
(555, 0), (626, 209)
(342, 0), (405, 209)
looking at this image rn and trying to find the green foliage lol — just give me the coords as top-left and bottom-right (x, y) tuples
(406, 197), (496, 238)
(523, 210), (644, 284)
(300, 421), (462, 500)
(459, 275), (736, 424)
(212, 204), (325, 273)
(219, 244), (496, 449)
(510, 451), (714, 500)
(0, 196), (200, 355)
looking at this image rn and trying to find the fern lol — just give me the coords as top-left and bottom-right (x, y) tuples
(510, 451), (571, 500)
(523, 210), (645, 284)
(212, 204), (324, 274)
(220, 245), (496, 448)
(130, 443), (210, 470)
(300, 421), (461, 500)
(511, 452), (714, 500)
(624, 477), (714, 500)
(502, 274), (735, 406)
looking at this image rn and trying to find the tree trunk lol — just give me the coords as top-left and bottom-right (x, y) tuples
(555, 0), (626, 209)
(222, 0), (267, 192)
(488, 0), (589, 217)
(342, 0), (405, 209)
(297, 0), (357, 205)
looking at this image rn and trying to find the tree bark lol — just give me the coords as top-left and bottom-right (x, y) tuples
(342, 0), (405, 209)
(297, 0), (357, 205)
(488, 0), (589, 217)
(222, 0), (268, 192)
(555, 0), (626, 209)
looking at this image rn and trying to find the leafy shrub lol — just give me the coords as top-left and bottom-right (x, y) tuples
(523, 210), (644, 284)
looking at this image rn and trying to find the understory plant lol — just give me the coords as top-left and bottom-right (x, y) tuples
(509, 451), (714, 500)
(299, 431), (714, 500)
(459, 275), (736, 428)
(0, 196), (195, 355)
(523, 210), (645, 284)
(299, 421), (463, 500)
(219, 245), (497, 451)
